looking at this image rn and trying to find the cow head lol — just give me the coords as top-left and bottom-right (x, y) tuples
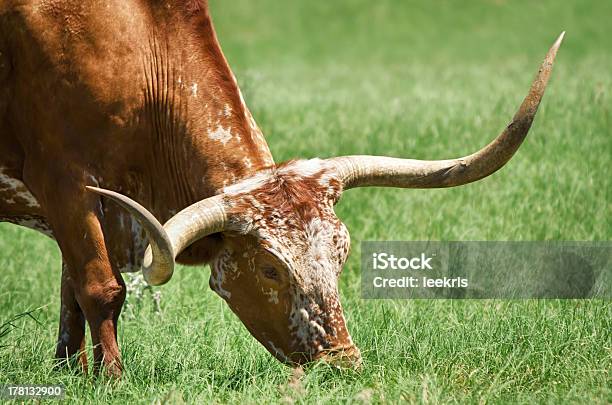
(87, 31), (563, 368)
(210, 161), (357, 365)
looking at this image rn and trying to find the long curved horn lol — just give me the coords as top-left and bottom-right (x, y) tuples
(86, 187), (227, 285)
(328, 32), (564, 190)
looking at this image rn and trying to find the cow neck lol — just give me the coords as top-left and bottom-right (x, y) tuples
(141, 7), (274, 218)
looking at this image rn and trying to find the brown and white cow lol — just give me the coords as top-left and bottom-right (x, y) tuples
(0, 0), (563, 376)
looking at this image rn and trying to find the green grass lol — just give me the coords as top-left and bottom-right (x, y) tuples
(1, 0), (611, 403)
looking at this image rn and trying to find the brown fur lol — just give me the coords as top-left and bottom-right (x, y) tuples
(0, 0), (274, 376)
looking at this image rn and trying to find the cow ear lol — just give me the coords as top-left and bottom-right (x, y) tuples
(327, 176), (344, 206)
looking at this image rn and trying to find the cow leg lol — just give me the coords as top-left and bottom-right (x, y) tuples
(54, 203), (126, 377)
(55, 261), (88, 372)
(26, 169), (126, 377)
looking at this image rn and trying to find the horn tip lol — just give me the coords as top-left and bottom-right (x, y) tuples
(544, 31), (565, 66)
(85, 185), (115, 198)
(86, 185), (103, 193)
(143, 268), (172, 286)
(549, 31), (565, 57)
(554, 31), (566, 48)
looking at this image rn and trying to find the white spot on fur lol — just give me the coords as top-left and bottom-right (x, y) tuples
(309, 320), (326, 337)
(285, 159), (328, 177)
(190, 82), (198, 97)
(264, 288), (279, 304)
(210, 248), (235, 299)
(209, 125), (233, 145)
(224, 104), (232, 117)
(213, 270), (231, 299)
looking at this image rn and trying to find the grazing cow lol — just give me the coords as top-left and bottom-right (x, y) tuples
(0, 0), (563, 376)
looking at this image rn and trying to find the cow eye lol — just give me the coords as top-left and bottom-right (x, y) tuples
(261, 266), (280, 281)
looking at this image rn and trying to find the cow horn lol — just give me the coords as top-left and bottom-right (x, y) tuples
(327, 32), (564, 190)
(86, 187), (228, 285)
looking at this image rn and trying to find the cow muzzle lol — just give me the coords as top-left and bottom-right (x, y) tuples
(314, 344), (362, 370)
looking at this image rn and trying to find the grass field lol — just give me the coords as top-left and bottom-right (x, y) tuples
(1, 0), (611, 403)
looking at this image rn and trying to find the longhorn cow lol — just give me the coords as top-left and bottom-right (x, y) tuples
(0, 0), (563, 376)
